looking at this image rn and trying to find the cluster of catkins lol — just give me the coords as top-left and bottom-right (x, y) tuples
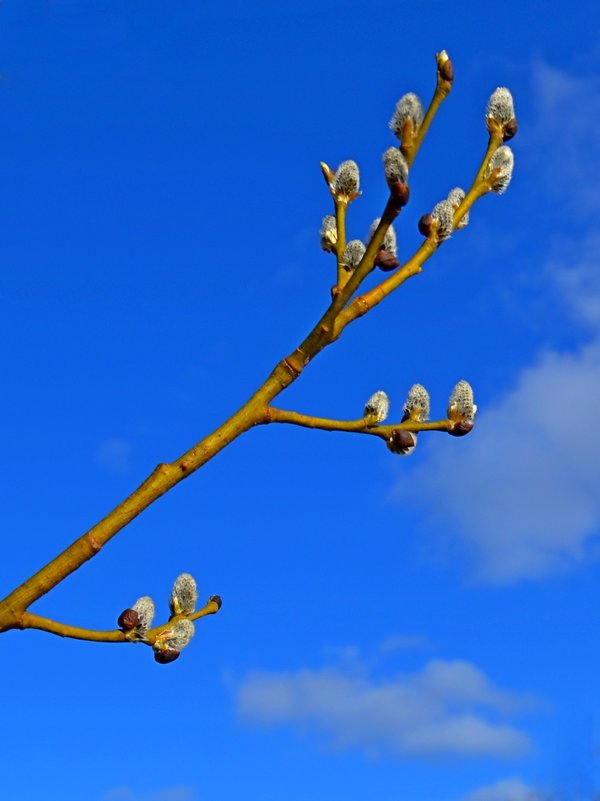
(320, 85), (516, 267)
(363, 380), (477, 455)
(117, 573), (221, 664)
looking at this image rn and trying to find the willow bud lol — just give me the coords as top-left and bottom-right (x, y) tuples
(418, 213), (434, 237)
(364, 390), (390, 423)
(117, 608), (140, 631)
(437, 50), (454, 84)
(169, 573), (198, 616)
(320, 215), (337, 252)
(332, 160), (360, 201)
(447, 380), (477, 426)
(209, 594), (223, 610)
(343, 240), (366, 271)
(387, 430), (417, 456)
(165, 619), (195, 650)
(431, 199), (455, 241)
(375, 251), (400, 271)
(154, 648), (180, 664)
(389, 93), (424, 142)
(402, 384), (430, 423)
(486, 87), (518, 140)
(485, 146), (514, 194)
(131, 596), (155, 630)
(383, 147), (409, 186)
(447, 187), (469, 229)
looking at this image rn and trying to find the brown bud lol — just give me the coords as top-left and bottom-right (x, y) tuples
(375, 251), (400, 272)
(418, 213), (434, 237)
(389, 181), (410, 210)
(154, 648), (181, 664)
(448, 421), (474, 437)
(209, 594), (223, 610)
(503, 118), (518, 141)
(117, 608), (141, 631)
(387, 429), (416, 455)
(437, 51), (454, 84)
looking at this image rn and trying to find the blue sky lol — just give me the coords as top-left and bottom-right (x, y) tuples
(2, 2), (600, 800)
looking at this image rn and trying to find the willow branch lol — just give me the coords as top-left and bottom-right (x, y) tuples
(0, 66), (452, 634)
(18, 598), (220, 644)
(266, 406), (454, 437)
(0, 53), (504, 641)
(20, 613), (132, 642)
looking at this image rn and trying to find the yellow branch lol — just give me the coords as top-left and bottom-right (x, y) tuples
(335, 199), (348, 289)
(18, 598), (221, 644)
(267, 406), (453, 436)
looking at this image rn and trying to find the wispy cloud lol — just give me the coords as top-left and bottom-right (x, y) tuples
(95, 437), (132, 475)
(236, 657), (534, 759)
(101, 786), (196, 801)
(530, 61), (600, 214)
(377, 633), (431, 653)
(461, 777), (546, 801)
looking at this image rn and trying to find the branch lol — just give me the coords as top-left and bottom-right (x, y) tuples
(18, 598), (220, 644)
(266, 406), (454, 437)
(0, 54), (515, 651)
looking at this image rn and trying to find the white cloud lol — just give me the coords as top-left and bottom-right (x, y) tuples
(461, 777), (546, 801)
(396, 337), (600, 583)
(236, 658), (533, 759)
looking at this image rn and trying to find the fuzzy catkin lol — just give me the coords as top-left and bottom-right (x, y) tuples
(403, 384), (430, 422)
(164, 619), (195, 651)
(343, 240), (366, 270)
(169, 573), (198, 616)
(447, 187), (469, 229)
(389, 93), (424, 139)
(447, 380), (477, 423)
(486, 146), (514, 194)
(383, 147), (409, 185)
(486, 87), (515, 124)
(132, 596), (155, 630)
(431, 199), (455, 241)
(364, 390), (390, 423)
(320, 215), (337, 251)
(333, 160), (360, 198)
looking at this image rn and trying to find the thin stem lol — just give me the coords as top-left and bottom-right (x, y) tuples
(267, 406), (453, 436)
(404, 52), (453, 168)
(20, 613), (130, 642)
(335, 200), (348, 289)
(18, 599), (220, 644)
